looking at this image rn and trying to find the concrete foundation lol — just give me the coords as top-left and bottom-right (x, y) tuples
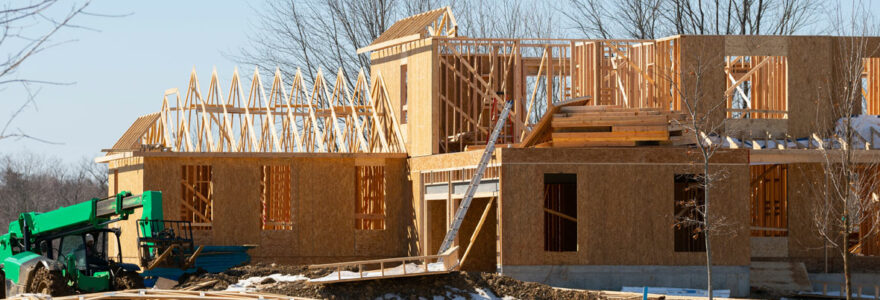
(502, 265), (750, 297)
(808, 273), (880, 296)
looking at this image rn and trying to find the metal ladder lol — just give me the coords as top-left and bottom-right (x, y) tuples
(437, 99), (513, 256)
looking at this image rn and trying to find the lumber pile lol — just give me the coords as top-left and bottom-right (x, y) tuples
(524, 105), (694, 148)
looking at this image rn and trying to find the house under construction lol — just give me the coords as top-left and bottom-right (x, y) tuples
(97, 8), (880, 297)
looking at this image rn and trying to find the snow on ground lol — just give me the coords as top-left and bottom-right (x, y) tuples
(373, 286), (515, 300)
(225, 274), (309, 292)
(622, 286), (731, 298)
(309, 262), (447, 283)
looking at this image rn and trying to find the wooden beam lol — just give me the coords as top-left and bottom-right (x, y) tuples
(543, 207), (576, 223)
(459, 197), (495, 268)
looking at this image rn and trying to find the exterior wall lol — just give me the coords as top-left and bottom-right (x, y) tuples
(410, 147), (751, 266)
(784, 163), (827, 260)
(498, 148), (751, 267)
(678, 35), (880, 138)
(409, 150), (500, 257)
(108, 153), (412, 266)
(106, 157), (146, 264)
(409, 147), (750, 294)
(371, 38), (438, 156)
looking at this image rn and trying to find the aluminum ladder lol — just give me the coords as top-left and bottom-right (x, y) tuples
(437, 99), (513, 258)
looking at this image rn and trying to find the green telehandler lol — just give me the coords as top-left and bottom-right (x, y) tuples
(0, 191), (195, 297)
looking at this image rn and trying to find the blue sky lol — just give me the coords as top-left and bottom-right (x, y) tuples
(0, 1), (260, 162)
(0, 0), (873, 162)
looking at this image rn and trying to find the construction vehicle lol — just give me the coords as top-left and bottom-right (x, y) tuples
(0, 191), (198, 297)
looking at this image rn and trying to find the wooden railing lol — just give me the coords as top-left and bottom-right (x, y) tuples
(307, 246), (459, 284)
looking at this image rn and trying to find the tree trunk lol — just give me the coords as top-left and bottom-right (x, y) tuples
(704, 155), (713, 300)
(843, 219), (852, 300)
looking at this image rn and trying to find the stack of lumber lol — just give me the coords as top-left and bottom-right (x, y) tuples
(525, 105), (694, 148)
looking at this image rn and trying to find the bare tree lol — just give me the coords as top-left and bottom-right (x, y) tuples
(0, 0), (97, 142)
(0, 154), (107, 232)
(666, 41), (732, 300)
(562, 0), (821, 39)
(563, 0), (662, 39)
(236, 0), (561, 84)
(235, 0), (401, 86)
(807, 2), (880, 299)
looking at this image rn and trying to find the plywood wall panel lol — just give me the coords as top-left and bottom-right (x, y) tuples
(678, 36), (727, 132)
(499, 147), (750, 267)
(409, 149), (501, 172)
(786, 36), (835, 137)
(109, 154), (410, 265)
(107, 158), (146, 264)
(786, 163), (830, 258)
(371, 39), (437, 156)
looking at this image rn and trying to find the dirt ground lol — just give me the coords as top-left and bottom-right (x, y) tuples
(175, 263), (603, 300)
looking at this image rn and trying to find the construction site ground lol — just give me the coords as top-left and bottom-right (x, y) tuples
(174, 262), (604, 300)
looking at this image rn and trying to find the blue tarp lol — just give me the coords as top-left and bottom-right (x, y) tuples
(141, 245), (253, 286)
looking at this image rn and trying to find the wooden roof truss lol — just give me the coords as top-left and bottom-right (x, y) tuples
(357, 7), (456, 54)
(116, 68), (406, 153)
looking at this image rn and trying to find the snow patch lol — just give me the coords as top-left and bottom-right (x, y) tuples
(225, 274), (309, 292)
(622, 286), (731, 298)
(374, 286), (505, 300)
(837, 115), (880, 149)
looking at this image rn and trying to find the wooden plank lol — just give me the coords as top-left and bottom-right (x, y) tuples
(519, 96), (591, 147)
(459, 197), (495, 267)
(543, 207), (577, 222)
(552, 130), (669, 142)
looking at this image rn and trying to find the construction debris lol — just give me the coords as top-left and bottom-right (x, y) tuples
(175, 263), (603, 300)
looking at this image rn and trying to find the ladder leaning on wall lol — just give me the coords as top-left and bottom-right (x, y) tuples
(436, 99), (513, 264)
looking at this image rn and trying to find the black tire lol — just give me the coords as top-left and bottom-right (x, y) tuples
(1, 270), (6, 299)
(27, 268), (72, 296)
(113, 270), (144, 290)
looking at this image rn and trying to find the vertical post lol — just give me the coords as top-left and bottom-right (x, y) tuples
(547, 46), (554, 107)
(593, 42), (602, 106)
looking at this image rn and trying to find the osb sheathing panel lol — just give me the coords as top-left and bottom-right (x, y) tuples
(786, 163), (832, 258)
(408, 149), (501, 172)
(786, 36), (835, 137)
(724, 35), (788, 56)
(106, 158), (146, 264)
(499, 147), (748, 165)
(371, 38), (438, 156)
(410, 169), (425, 256)
(678, 35), (727, 132)
(110, 154), (412, 265)
(427, 200), (447, 255)
(458, 197), (497, 272)
(498, 147), (750, 267)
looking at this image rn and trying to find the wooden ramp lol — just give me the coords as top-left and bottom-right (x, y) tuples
(307, 246), (459, 284)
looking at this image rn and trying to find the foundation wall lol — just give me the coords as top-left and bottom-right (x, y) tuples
(109, 153), (412, 266)
(503, 265), (750, 297)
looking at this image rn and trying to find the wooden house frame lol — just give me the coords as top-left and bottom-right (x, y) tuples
(96, 8), (880, 297)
